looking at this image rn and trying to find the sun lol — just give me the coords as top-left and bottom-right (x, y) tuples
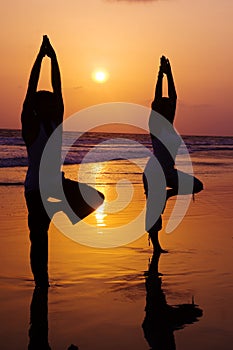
(92, 70), (109, 83)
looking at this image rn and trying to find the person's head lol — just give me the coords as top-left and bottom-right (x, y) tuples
(33, 90), (57, 121)
(152, 97), (174, 123)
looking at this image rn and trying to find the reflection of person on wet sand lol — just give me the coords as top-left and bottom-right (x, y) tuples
(142, 253), (203, 350)
(22, 36), (104, 288)
(28, 288), (79, 350)
(143, 56), (203, 253)
(28, 287), (51, 350)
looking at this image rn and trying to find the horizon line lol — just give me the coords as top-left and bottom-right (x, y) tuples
(0, 127), (232, 138)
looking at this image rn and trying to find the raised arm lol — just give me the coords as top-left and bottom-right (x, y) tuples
(43, 36), (61, 94)
(44, 36), (64, 118)
(150, 56), (177, 126)
(24, 37), (46, 102)
(166, 59), (177, 101)
(154, 70), (163, 103)
(21, 38), (47, 145)
(152, 57), (165, 106)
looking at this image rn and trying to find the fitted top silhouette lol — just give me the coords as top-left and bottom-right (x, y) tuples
(24, 122), (62, 192)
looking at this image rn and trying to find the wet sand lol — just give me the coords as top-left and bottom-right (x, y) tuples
(0, 157), (233, 350)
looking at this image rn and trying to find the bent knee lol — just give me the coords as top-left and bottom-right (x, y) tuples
(142, 173), (148, 197)
(193, 178), (204, 193)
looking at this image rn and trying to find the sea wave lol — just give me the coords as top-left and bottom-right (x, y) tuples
(0, 129), (232, 168)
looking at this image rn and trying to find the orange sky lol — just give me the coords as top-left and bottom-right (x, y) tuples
(0, 0), (233, 135)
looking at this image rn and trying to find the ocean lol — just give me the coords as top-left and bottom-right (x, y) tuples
(0, 128), (232, 185)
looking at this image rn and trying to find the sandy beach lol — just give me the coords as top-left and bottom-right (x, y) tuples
(0, 153), (233, 350)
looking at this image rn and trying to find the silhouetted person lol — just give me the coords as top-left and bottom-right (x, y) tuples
(22, 35), (63, 288)
(22, 36), (104, 288)
(28, 287), (79, 350)
(142, 252), (203, 349)
(143, 56), (203, 252)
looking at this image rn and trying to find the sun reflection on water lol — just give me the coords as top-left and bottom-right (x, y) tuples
(95, 203), (107, 233)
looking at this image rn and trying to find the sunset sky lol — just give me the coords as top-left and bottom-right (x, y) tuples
(0, 0), (233, 135)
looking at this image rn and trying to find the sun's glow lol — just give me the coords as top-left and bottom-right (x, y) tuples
(92, 70), (109, 83)
(95, 204), (107, 228)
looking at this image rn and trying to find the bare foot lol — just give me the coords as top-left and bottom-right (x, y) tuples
(153, 246), (168, 255)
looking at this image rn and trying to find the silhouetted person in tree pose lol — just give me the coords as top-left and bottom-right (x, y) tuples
(22, 36), (63, 288)
(143, 56), (203, 252)
(142, 252), (203, 349)
(22, 36), (104, 288)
